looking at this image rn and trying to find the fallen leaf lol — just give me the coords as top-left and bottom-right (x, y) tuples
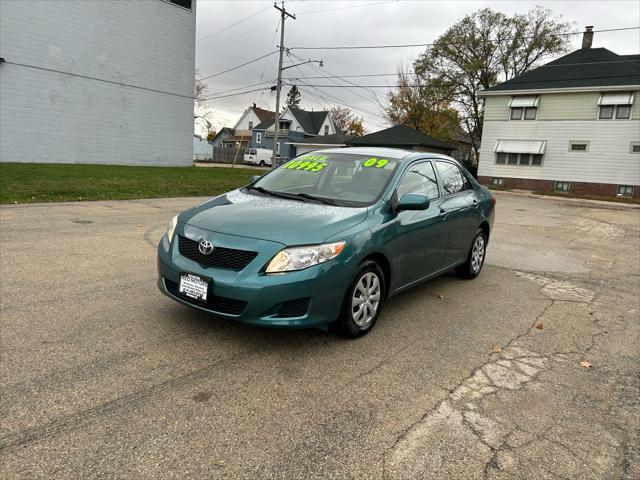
(535, 323), (544, 330)
(438, 294), (444, 299)
(580, 361), (592, 368)
(491, 345), (502, 353)
(137, 224), (144, 227)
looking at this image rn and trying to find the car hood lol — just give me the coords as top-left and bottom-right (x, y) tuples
(181, 189), (368, 245)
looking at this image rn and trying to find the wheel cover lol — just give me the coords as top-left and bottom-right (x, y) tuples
(471, 235), (485, 273)
(351, 272), (381, 327)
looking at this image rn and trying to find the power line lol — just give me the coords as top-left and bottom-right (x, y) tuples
(201, 50), (278, 80)
(3, 60), (194, 99)
(198, 6), (271, 43)
(284, 73), (403, 79)
(202, 88), (269, 101)
(288, 26), (640, 50)
(205, 79), (275, 95)
(295, 0), (397, 16)
(285, 83), (412, 88)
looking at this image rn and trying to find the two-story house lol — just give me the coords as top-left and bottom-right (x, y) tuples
(210, 104), (275, 149)
(250, 106), (337, 161)
(477, 29), (640, 199)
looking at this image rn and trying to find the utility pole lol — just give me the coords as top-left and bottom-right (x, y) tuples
(272, 1), (295, 168)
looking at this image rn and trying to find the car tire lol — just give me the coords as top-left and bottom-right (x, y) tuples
(259, 161), (265, 167)
(334, 260), (386, 338)
(455, 228), (487, 279)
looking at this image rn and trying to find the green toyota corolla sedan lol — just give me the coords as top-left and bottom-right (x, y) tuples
(157, 147), (495, 337)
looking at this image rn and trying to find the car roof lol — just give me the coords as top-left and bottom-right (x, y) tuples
(313, 147), (459, 164)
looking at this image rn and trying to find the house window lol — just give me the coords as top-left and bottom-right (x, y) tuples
(631, 142), (640, 153)
(598, 92), (634, 120)
(569, 141), (589, 152)
(617, 185), (634, 197)
(598, 105), (615, 119)
(510, 107), (523, 120)
(168, 0), (192, 9)
(509, 96), (539, 120)
(510, 106), (537, 120)
(616, 105), (631, 119)
(492, 177), (504, 186)
(256, 132), (262, 144)
(555, 181), (570, 193)
(495, 152), (543, 166)
(248, 121), (253, 130)
(324, 125), (329, 135)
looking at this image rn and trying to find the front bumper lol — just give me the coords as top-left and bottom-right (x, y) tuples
(157, 225), (355, 328)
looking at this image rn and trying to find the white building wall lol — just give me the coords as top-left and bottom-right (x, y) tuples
(0, 0), (196, 166)
(478, 119), (640, 185)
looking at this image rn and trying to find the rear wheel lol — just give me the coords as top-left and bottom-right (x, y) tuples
(259, 160), (266, 167)
(335, 260), (385, 338)
(455, 228), (487, 279)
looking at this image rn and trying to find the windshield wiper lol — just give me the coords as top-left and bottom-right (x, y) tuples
(245, 185), (308, 202)
(292, 193), (340, 206)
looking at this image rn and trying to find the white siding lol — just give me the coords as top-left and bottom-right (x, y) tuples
(318, 115), (335, 135)
(233, 108), (260, 136)
(478, 119), (640, 185)
(0, 0), (196, 166)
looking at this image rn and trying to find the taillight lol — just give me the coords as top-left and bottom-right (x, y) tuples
(491, 195), (497, 206)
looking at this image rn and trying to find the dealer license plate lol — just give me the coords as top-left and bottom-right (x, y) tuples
(179, 273), (209, 301)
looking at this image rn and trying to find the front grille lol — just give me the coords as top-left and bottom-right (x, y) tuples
(164, 279), (247, 316)
(276, 298), (311, 318)
(178, 235), (258, 270)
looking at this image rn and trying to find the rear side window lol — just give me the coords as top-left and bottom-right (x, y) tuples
(435, 161), (470, 195)
(396, 162), (439, 200)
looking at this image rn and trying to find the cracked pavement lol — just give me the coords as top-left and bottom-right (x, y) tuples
(1, 191), (639, 479)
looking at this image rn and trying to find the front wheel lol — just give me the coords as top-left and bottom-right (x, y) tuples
(259, 160), (265, 167)
(334, 261), (385, 338)
(455, 228), (487, 279)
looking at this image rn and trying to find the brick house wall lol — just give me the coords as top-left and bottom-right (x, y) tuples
(478, 176), (640, 200)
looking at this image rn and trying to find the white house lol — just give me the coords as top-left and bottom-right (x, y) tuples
(477, 28), (640, 199)
(0, 0), (196, 166)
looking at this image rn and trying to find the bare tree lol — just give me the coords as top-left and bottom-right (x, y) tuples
(194, 71), (215, 138)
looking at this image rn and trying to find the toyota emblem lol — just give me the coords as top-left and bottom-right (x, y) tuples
(198, 240), (214, 255)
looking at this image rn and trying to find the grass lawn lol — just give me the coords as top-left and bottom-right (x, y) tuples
(0, 163), (264, 204)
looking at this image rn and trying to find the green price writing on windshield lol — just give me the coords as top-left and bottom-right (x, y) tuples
(363, 157), (389, 169)
(284, 159), (327, 172)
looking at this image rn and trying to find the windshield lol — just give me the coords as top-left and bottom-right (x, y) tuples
(250, 153), (400, 206)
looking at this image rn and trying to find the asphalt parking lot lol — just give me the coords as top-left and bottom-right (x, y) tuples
(1, 192), (638, 479)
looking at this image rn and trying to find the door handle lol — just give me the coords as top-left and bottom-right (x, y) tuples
(439, 208), (449, 219)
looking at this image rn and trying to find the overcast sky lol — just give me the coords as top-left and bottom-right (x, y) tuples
(195, 0), (640, 133)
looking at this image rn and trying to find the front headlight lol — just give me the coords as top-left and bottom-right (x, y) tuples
(166, 214), (178, 242)
(266, 241), (346, 273)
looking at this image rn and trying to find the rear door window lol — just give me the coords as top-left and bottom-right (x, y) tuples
(435, 161), (470, 195)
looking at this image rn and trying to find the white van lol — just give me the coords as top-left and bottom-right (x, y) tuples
(244, 148), (274, 167)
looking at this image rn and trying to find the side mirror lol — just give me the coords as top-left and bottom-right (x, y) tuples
(397, 193), (430, 211)
(250, 175), (262, 183)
